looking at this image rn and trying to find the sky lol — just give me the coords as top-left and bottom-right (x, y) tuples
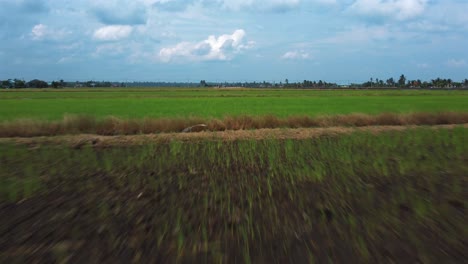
(1, 0), (467, 83)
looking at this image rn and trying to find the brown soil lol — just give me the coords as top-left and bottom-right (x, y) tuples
(0, 126), (466, 263)
(1, 123), (467, 148)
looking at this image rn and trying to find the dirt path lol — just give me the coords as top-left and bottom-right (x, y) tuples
(0, 123), (466, 147)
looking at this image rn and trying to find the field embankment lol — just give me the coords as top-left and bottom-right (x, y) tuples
(0, 127), (466, 262)
(1, 123), (467, 147)
(1, 112), (468, 137)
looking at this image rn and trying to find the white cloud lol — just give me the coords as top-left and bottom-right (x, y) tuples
(350, 0), (428, 20)
(281, 50), (310, 60)
(158, 29), (254, 62)
(93, 25), (133, 41)
(30, 24), (71, 40)
(446, 59), (466, 68)
(420, 1), (468, 32)
(31, 24), (47, 40)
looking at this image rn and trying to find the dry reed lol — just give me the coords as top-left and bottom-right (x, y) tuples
(0, 112), (467, 137)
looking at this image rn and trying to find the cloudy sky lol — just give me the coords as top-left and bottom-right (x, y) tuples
(1, 0), (467, 83)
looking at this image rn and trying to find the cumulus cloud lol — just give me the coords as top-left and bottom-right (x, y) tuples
(281, 50), (310, 60)
(158, 29), (254, 62)
(3, 0), (468, 82)
(93, 25), (133, 41)
(31, 24), (47, 40)
(30, 24), (71, 41)
(446, 59), (466, 68)
(349, 0), (428, 20)
(0, 0), (51, 39)
(419, 1), (468, 32)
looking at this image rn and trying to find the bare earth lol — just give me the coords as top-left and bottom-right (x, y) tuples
(0, 123), (466, 262)
(1, 123), (467, 147)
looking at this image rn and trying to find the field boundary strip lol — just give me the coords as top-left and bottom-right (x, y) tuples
(0, 112), (468, 137)
(0, 123), (466, 147)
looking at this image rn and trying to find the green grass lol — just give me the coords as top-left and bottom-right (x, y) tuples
(0, 88), (467, 120)
(0, 127), (466, 262)
(1, 88), (466, 99)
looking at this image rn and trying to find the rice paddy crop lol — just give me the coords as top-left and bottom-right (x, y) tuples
(1, 88), (467, 121)
(0, 126), (466, 262)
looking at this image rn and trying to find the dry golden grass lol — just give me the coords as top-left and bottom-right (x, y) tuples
(2, 124), (467, 147)
(0, 112), (467, 137)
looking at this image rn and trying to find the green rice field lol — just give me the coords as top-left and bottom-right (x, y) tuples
(1, 88), (467, 120)
(0, 88), (467, 262)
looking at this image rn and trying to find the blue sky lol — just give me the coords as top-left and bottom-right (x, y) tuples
(1, 0), (467, 83)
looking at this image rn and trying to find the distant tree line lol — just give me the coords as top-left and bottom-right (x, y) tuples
(198, 75), (468, 89)
(353, 75), (468, 89)
(127, 82), (199, 87)
(177, 77), (468, 89)
(198, 79), (338, 88)
(0, 79), (126, 89)
(1, 75), (468, 89)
